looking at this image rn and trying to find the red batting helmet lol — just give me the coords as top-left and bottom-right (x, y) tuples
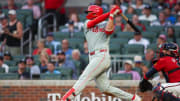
(85, 5), (103, 20)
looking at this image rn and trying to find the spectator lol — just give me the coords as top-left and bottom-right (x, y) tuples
(153, 72), (166, 83)
(82, 40), (88, 55)
(123, 23), (134, 32)
(3, 10), (23, 55)
(45, 32), (61, 54)
(3, 51), (12, 61)
(139, 5), (157, 22)
(143, 49), (155, 68)
(59, 39), (72, 58)
(0, 17), (8, 54)
(72, 49), (86, 75)
(40, 0), (67, 26)
(39, 51), (49, 73)
(61, 20), (80, 38)
(150, 12), (171, 27)
(131, 0), (145, 9)
(167, 27), (176, 43)
(132, 15), (146, 31)
(33, 39), (52, 56)
(172, 2), (180, 15)
(0, 56), (9, 73)
(153, 0), (168, 10)
(128, 32), (150, 51)
(126, 6), (135, 15)
(22, 0), (41, 20)
(65, 12), (84, 31)
(165, 0), (177, 8)
(164, 7), (176, 24)
(3, 0), (18, 10)
(0, 7), (5, 19)
(157, 34), (166, 48)
(56, 51), (77, 79)
(16, 59), (30, 80)
(91, 0), (109, 12)
(114, 15), (125, 31)
(118, 60), (141, 80)
(46, 61), (60, 74)
(25, 56), (40, 79)
(175, 16), (180, 26)
(112, 0), (127, 13)
(134, 55), (149, 77)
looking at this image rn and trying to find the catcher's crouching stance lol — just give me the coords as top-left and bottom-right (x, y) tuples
(61, 5), (141, 101)
(139, 43), (180, 101)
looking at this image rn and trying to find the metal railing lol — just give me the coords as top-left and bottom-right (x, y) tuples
(38, 13), (57, 39)
(20, 27), (32, 55)
(110, 54), (140, 73)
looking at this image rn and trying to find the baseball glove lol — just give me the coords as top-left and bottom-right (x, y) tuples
(139, 79), (153, 92)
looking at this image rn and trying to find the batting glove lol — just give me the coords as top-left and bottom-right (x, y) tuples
(109, 5), (122, 19)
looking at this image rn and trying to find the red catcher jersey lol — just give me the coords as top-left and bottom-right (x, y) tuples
(154, 56), (180, 83)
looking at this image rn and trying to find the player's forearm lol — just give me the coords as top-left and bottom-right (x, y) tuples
(144, 67), (158, 80)
(87, 12), (110, 28)
(105, 18), (114, 35)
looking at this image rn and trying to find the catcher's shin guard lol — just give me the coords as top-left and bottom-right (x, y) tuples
(61, 88), (76, 101)
(153, 83), (180, 101)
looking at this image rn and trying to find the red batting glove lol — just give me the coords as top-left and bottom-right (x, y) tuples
(109, 5), (122, 20)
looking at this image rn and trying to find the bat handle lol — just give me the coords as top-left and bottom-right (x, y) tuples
(120, 14), (128, 21)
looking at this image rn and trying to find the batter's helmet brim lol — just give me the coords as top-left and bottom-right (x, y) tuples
(84, 10), (92, 13)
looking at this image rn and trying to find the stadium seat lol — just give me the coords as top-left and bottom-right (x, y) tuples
(135, 9), (142, 15)
(110, 73), (132, 80)
(0, 68), (5, 73)
(8, 66), (18, 73)
(73, 32), (85, 38)
(0, 73), (19, 80)
(147, 43), (158, 52)
(68, 38), (84, 49)
(55, 67), (73, 80)
(140, 20), (150, 27)
(146, 26), (164, 34)
(53, 32), (69, 41)
(123, 44), (144, 55)
(142, 31), (157, 43)
(116, 32), (134, 40)
(110, 43), (121, 54)
(13, 55), (25, 62)
(40, 73), (61, 80)
(73, 60), (81, 76)
(4, 61), (16, 66)
(110, 38), (128, 47)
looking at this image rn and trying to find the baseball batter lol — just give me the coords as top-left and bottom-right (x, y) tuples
(61, 5), (141, 101)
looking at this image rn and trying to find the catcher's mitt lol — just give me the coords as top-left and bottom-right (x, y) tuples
(139, 79), (153, 92)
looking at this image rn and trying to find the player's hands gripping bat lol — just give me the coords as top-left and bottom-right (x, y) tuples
(139, 79), (153, 92)
(120, 13), (140, 33)
(109, 5), (122, 19)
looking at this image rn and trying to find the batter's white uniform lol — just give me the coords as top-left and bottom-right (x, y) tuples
(72, 20), (134, 100)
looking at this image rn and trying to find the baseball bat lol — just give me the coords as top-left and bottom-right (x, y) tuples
(120, 14), (140, 33)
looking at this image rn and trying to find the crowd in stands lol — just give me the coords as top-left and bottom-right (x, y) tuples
(0, 0), (179, 80)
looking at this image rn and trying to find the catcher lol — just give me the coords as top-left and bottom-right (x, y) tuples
(139, 42), (180, 101)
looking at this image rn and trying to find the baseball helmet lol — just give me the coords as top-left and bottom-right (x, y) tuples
(159, 42), (179, 58)
(85, 5), (103, 19)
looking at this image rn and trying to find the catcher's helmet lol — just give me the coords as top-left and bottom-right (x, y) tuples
(159, 42), (179, 58)
(85, 5), (103, 19)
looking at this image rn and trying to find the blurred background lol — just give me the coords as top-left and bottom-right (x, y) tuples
(0, 0), (178, 82)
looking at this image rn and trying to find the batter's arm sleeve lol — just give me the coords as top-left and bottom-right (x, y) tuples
(87, 12), (110, 28)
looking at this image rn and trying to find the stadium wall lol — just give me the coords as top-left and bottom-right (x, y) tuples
(0, 80), (153, 101)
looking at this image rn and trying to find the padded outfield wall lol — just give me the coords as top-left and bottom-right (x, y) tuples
(0, 80), (154, 101)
